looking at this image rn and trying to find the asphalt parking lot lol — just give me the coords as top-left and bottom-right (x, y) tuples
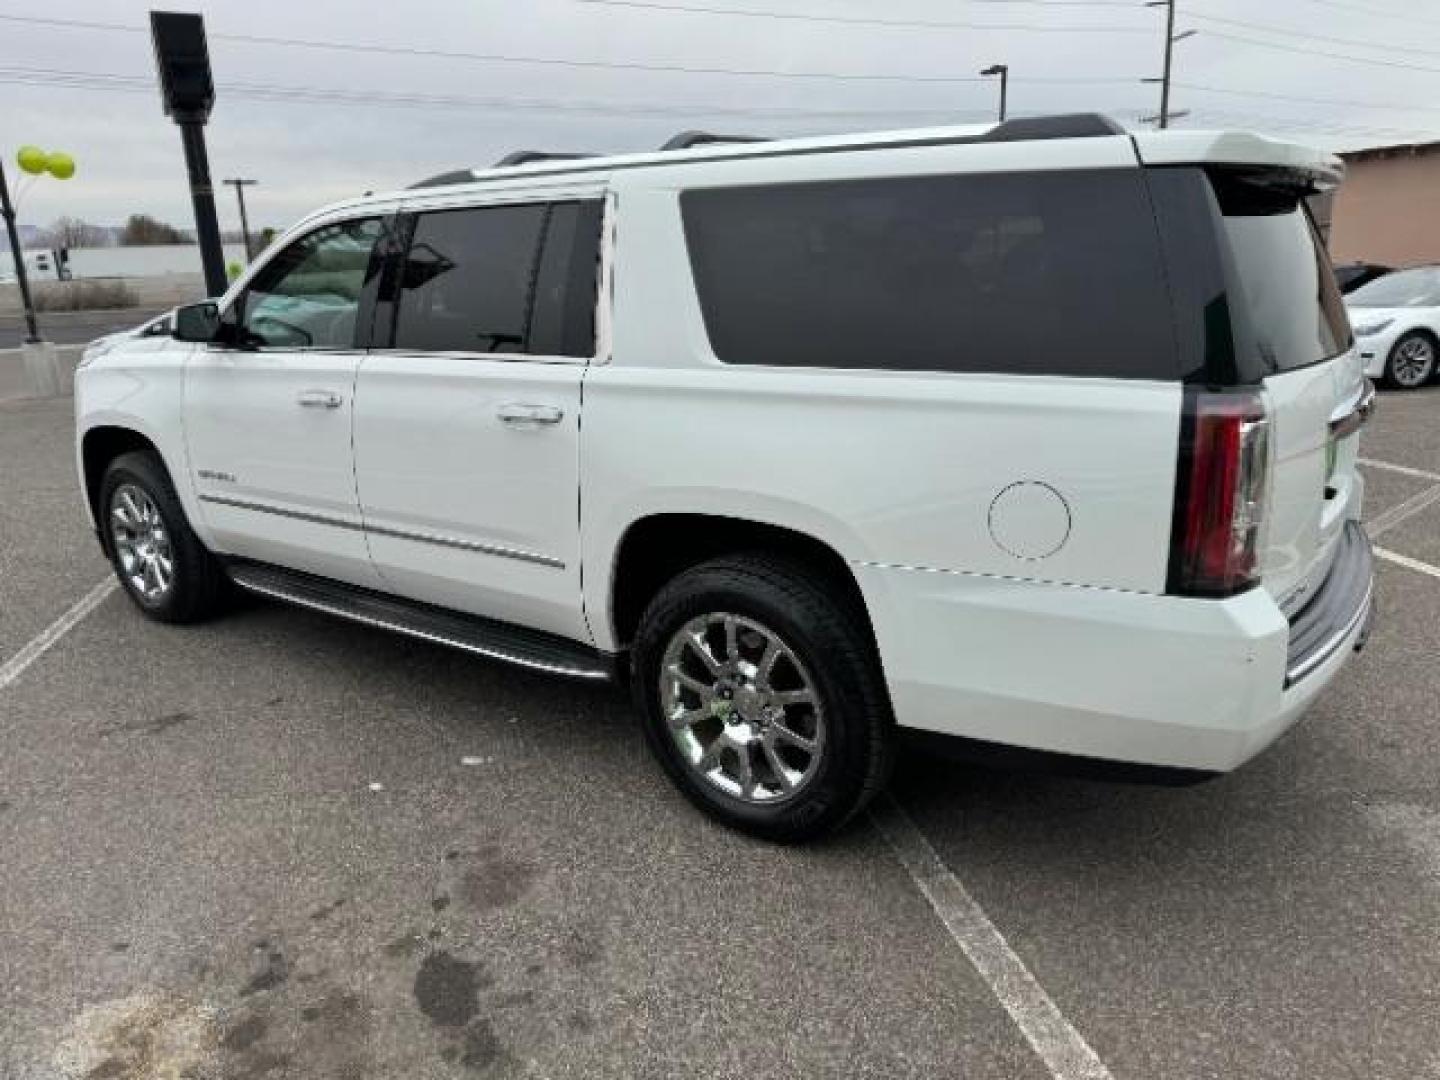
(3, 389), (1440, 1080)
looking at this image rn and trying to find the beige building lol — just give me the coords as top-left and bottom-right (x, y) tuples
(1329, 140), (1440, 266)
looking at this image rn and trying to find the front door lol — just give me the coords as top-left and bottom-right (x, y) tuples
(353, 195), (605, 642)
(185, 215), (388, 585)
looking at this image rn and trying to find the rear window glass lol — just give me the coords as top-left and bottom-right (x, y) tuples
(680, 170), (1178, 378)
(1209, 171), (1351, 375)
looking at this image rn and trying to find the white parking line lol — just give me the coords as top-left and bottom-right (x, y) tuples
(1359, 458), (1440, 484)
(1375, 547), (1440, 581)
(870, 794), (1113, 1080)
(1367, 484), (1440, 537)
(0, 577), (117, 692)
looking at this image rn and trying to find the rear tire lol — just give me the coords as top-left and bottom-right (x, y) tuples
(1383, 331), (1436, 390)
(99, 450), (228, 623)
(630, 553), (893, 843)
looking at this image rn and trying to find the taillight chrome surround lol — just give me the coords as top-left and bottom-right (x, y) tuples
(1168, 388), (1271, 598)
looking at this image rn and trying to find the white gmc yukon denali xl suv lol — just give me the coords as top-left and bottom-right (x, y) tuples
(75, 115), (1375, 841)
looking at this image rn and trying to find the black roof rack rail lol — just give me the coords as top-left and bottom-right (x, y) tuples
(408, 169), (479, 190)
(493, 150), (596, 167)
(979, 114), (1125, 142)
(660, 131), (768, 152)
(402, 115), (1124, 191)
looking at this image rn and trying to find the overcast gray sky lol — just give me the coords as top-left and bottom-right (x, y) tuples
(2, 0), (1438, 235)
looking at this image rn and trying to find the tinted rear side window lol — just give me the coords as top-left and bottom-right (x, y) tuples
(680, 170), (1177, 378)
(390, 200), (601, 357)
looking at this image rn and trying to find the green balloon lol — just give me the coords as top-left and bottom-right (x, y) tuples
(45, 151), (75, 180)
(16, 145), (47, 175)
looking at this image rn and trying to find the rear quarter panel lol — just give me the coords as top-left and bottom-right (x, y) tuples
(582, 174), (1184, 650)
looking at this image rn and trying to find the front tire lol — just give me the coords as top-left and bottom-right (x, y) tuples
(631, 554), (893, 842)
(99, 450), (228, 623)
(1384, 331), (1436, 390)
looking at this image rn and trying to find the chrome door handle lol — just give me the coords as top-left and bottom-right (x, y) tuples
(297, 389), (343, 410)
(497, 403), (564, 425)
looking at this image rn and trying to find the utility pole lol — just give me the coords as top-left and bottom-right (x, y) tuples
(0, 159), (40, 343)
(980, 64), (1009, 122)
(224, 177), (257, 259)
(1143, 1), (1196, 129)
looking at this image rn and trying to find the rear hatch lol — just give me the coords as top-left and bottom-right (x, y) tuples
(1136, 131), (1361, 613)
(1207, 167), (1362, 612)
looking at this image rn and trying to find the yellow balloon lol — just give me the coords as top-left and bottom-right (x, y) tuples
(16, 145), (47, 175)
(45, 151), (75, 180)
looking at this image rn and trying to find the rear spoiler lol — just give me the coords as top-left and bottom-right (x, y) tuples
(1131, 131), (1344, 193)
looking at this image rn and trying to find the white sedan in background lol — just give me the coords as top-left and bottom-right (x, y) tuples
(1346, 266), (1440, 389)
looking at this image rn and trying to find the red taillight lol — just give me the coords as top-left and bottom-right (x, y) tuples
(1169, 389), (1270, 597)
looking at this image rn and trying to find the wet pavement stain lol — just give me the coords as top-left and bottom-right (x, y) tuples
(219, 1013), (268, 1052)
(308, 897), (346, 922)
(385, 932), (422, 959)
(112, 712), (191, 737)
(239, 946), (289, 998)
(460, 1018), (505, 1071)
(414, 951), (491, 1028)
(458, 845), (539, 911)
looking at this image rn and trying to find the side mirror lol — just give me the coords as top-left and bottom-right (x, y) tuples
(173, 301), (221, 343)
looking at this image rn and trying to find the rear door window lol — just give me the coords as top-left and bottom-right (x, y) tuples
(680, 169), (1178, 378)
(388, 200), (602, 357)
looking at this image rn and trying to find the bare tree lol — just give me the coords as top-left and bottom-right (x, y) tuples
(49, 216), (110, 248)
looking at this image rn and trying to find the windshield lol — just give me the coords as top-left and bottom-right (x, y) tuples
(1210, 171), (1351, 375)
(1348, 267), (1440, 308)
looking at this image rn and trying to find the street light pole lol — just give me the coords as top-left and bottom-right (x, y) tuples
(224, 177), (257, 260)
(0, 159), (41, 344)
(980, 64), (1009, 122)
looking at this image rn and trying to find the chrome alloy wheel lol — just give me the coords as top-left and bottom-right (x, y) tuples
(659, 613), (825, 804)
(109, 483), (174, 603)
(1393, 336), (1436, 387)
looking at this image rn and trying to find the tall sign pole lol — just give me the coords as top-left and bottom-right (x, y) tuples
(0, 159), (41, 343)
(151, 11), (226, 297)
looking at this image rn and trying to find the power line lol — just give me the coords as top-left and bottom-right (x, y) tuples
(1168, 106), (1436, 139)
(0, 66), (1013, 122)
(1295, 0), (1440, 23)
(1175, 82), (1440, 116)
(1186, 10), (1440, 59)
(567, 0), (1152, 32)
(1198, 29), (1440, 74)
(0, 12), (1144, 84)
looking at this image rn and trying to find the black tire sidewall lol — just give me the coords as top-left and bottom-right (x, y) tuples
(631, 558), (890, 842)
(99, 451), (220, 623)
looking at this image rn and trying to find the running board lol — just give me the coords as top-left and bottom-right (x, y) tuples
(226, 561), (615, 681)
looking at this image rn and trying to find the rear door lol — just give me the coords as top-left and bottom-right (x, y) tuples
(1209, 169), (1362, 611)
(352, 188), (605, 641)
